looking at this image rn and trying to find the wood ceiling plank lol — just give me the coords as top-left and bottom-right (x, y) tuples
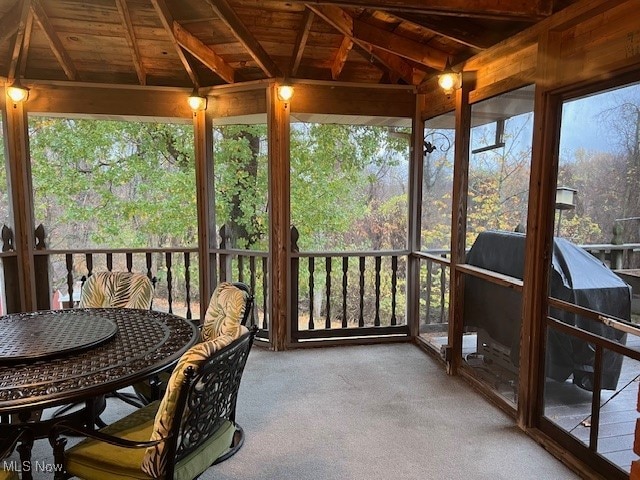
(30, 0), (78, 81)
(290, 8), (314, 76)
(307, 4), (418, 84)
(115, 0), (146, 85)
(0, 0), (25, 46)
(204, 0), (281, 78)
(8, 0), (32, 82)
(173, 21), (235, 83)
(150, 0), (199, 86)
(293, 0), (552, 20)
(331, 36), (353, 79)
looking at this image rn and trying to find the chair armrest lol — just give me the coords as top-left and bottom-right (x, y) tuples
(50, 422), (167, 450)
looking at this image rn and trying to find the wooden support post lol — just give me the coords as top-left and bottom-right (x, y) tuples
(518, 30), (562, 429)
(2, 91), (37, 312)
(193, 106), (215, 321)
(407, 93), (425, 338)
(446, 73), (473, 375)
(268, 83), (291, 350)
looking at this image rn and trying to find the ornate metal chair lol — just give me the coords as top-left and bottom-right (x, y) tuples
(50, 326), (257, 480)
(133, 281), (254, 405)
(0, 428), (34, 480)
(52, 271), (156, 418)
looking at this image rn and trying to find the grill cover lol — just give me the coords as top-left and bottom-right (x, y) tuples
(464, 230), (630, 390)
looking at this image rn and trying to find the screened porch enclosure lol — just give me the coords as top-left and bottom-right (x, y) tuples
(2, 1), (640, 479)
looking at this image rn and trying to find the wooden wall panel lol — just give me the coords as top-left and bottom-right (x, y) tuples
(209, 88), (266, 118)
(471, 43), (537, 93)
(26, 84), (192, 119)
(557, 0), (640, 84)
(291, 83), (414, 118)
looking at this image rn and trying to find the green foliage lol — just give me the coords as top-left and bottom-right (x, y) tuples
(214, 125), (268, 249)
(290, 123), (408, 251)
(29, 118), (196, 249)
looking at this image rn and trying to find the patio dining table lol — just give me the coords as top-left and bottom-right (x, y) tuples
(0, 308), (199, 440)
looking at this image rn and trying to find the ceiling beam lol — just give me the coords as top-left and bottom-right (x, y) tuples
(331, 36), (353, 80)
(18, 10), (33, 77)
(7, 0), (31, 82)
(115, 0), (146, 85)
(31, 0), (78, 81)
(150, 0), (200, 87)
(173, 21), (235, 84)
(204, 0), (280, 78)
(353, 17), (448, 70)
(295, 0), (552, 21)
(307, 4), (421, 84)
(290, 9), (315, 76)
(391, 13), (492, 50)
(0, 0), (22, 45)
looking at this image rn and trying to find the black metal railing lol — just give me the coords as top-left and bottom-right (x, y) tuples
(35, 248), (200, 320)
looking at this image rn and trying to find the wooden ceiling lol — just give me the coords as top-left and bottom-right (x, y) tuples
(0, 0), (579, 89)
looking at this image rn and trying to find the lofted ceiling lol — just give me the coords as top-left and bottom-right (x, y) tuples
(0, 0), (579, 90)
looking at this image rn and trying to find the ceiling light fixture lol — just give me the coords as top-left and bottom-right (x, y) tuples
(187, 89), (207, 111)
(277, 83), (294, 102)
(6, 80), (29, 103)
(437, 58), (461, 97)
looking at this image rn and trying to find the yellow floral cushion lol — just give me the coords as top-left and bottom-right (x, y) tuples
(79, 272), (154, 309)
(201, 283), (248, 342)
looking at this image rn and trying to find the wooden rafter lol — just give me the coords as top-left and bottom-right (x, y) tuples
(331, 36), (353, 80)
(391, 13), (491, 50)
(290, 9), (315, 76)
(150, 0), (199, 87)
(204, 0), (280, 78)
(0, 0), (23, 46)
(8, 1), (31, 82)
(30, 0), (78, 81)
(18, 10), (33, 77)
(293, 0), (552, 20)
(115, 0), (146, 85)
(307, 4), (419, 84)
(353, 17), (448, 70)
(173, 21), (235, 84)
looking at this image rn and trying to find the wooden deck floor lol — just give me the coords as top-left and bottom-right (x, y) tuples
(421, 330), (640, 474)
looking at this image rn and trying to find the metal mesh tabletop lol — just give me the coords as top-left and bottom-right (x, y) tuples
(0, 312), (118, 361)
(0, 308), (198, 413)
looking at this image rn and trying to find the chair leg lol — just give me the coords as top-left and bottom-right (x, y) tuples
(17, 430), (34, 480)
(212, 424), (244, 466)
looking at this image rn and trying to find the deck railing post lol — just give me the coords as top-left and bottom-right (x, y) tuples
(34, 224), (51, 310)
(290, 226), (299, 340)
(219, 224), (232, 282)
(1, 225), (20, 313)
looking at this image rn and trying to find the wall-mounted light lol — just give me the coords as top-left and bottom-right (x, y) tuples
(277, 84), (294, 102)
(6, 80), (29, 103)
(437, 58), (461, 97)
(187, 89), (207, 111)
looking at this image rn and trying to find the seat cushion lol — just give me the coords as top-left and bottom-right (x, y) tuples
(65, 401), (159, 480)
(173, 420), (235, 480)
(0, 469), (18, 480)
(65, 400), (236, 480)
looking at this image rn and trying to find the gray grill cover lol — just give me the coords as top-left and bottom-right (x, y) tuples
(464, 230), (630, 390)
